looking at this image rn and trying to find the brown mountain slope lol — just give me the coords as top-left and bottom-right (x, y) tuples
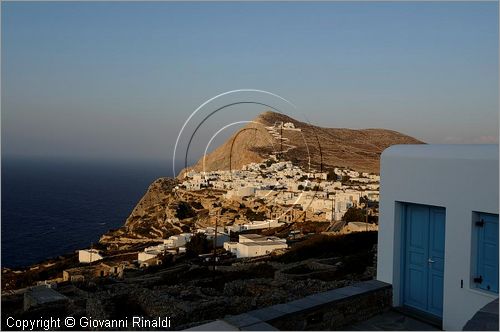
(180, 111), (424, 175)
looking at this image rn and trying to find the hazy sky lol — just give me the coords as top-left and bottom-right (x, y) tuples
(2, 1), (498, 164)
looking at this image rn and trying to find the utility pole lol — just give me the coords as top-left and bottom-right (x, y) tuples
(365, 196), (369, 232)
(280, 124), (283, 160)
(212, 208), (220, 274)
(331, 196), (334, 223)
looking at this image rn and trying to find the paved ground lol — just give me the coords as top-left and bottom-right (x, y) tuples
(463, 298), (499, 331)
(345, 310), (441, 331)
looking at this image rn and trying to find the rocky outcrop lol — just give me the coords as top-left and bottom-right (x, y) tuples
(99, 178), (179, 246)
(180, 111), (424, 176)
(123, 178), (177, 227)
(103, 111), (421, 245)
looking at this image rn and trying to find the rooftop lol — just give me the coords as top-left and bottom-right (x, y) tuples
(239, 241), (286, 247)
(239, 234), (263, 239)
(80, 249), (100, 253)
(25, 286), (68, 305)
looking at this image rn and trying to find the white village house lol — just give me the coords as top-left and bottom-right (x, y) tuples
(197, 227), (230, 247)
(377, 144), (498, 330)
(137, 245), (166, 265)
(224, 234), (288, 258)
(163, 233), (192, 248)
(240, 219), (284, 232)
(78, 249), (103, 263)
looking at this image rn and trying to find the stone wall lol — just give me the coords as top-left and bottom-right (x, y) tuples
(269, 283), (391, 330)
(216, 279), (392, 331)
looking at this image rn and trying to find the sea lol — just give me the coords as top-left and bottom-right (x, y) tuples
(1, 158), (177, 268)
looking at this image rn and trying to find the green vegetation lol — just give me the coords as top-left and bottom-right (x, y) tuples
(191, 201), (204, 210)
(176, 201), (195, 220)
(185, 234), (212, 257)
(245, 208), (266, 221)
(340, 175), (350, 184)
(327, 170), (337, 181)
(342, 207), (366, 222)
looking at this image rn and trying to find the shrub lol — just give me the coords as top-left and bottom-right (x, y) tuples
(191, 201), (204, 210)
(186, 234), (212, 257)
(176, 202), (195, 220)
(327, 170), (337, 181)
(245, 208), (266, 221)
(342, 207), (365, 222)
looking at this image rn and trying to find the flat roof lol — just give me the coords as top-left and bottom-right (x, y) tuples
(27, 286), (68, 303)
(239, 241), (286, 247)
(382, 144), (498, 161)
(239, 234), (263, 238)
(349, 222), (372, 226)
(80, 249), (100, 253)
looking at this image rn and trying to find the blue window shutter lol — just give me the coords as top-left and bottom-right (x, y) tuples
(476, 213), (499, 293)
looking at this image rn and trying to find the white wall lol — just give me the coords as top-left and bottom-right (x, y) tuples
(78, 250), (103, 263)
(236, 242), (288, 258)
(206, 233), (230, 247)
(377, 144), (499, 330)
(138, 251), (158, 263)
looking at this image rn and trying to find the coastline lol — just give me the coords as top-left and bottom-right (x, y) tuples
(1, 158), (171, 268)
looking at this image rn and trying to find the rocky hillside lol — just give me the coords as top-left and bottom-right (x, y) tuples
(100, 178), (180, 247)
(101, 111), (422, 244)
(180, 111), (423, 176)
(99, 180), (281, 246)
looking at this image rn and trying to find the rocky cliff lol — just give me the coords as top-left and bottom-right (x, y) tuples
(101, 111), (423, 244)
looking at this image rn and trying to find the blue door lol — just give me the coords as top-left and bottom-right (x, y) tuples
(403, 204), (445, 318)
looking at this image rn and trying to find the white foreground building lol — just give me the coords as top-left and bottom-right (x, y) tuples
(377, 144), (498, 330)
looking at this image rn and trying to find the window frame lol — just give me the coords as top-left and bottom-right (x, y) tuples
(471, 212), (499, 294)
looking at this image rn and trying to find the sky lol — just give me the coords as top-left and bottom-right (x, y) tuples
(2, 1), (498, 165)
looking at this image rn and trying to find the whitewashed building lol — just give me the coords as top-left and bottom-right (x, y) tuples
(224, 187), (257, 199)
(241, 219), (284, 231)
(137, 244), (167, 264)
(138, 249), (163, 266)
(163, 233), (192, 248)
(78, 249), (103, 263)
(197, 227), (230, 247)
(377, 144), (499, 330)
(224, 234), (288, 258)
